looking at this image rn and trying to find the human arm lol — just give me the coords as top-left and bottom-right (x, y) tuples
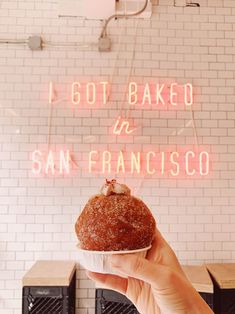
(87, 229), (214, 314)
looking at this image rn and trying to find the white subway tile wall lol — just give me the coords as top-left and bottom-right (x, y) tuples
(0, 0), (235, 313)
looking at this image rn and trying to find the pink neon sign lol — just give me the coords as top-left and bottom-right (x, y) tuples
(32, 149), (71, 176)
(31, 80), (211, 178)
(71, 81), (109, 106)
(128, 82), (193, 107)
(48, 81), (193, 108)
(32, 148), (211, 178)
(88, 149), (210, 177)
(113, 116), (136, 135)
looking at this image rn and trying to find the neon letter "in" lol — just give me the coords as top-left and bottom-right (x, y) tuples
(113, 116), (136, 136)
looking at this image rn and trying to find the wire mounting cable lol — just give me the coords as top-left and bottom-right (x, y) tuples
(100, 0), (149, 39)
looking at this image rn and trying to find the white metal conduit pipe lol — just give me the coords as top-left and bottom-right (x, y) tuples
(100, 0), (149, 38)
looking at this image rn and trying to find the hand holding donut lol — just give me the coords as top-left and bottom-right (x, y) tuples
(88, 229), (214, 314)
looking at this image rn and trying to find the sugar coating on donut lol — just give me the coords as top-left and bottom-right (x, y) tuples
(75, 192), (156, 251)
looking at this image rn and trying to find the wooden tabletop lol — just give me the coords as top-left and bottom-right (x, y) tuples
(22, 260), (76, 286)
(182, 265), (213, 293)
(206, 263), (235, 289)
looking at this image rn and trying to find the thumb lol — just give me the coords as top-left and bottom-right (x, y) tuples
(109, 254), (173, 289)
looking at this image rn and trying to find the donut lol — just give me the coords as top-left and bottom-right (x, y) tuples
(75, 180), (156, 251)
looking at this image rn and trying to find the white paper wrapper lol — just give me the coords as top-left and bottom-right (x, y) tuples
(77, 244), (151, 275)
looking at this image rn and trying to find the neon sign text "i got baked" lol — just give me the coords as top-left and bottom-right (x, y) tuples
(69, 81), (193, 107)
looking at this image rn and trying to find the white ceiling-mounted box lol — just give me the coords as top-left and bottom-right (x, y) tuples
(58, 0), (116, 19)
(58, 0), (152, 19)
